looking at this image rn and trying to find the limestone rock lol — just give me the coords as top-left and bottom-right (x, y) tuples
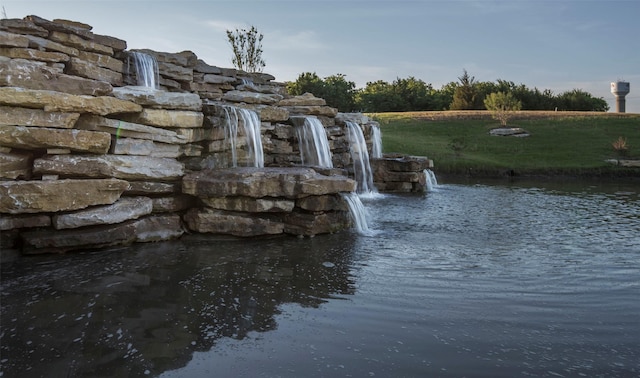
(336, 112), (373, 125)
(0, 30), (30, 47)
(119, 108), (204, 128)
(111, 86), (202, 111)
(222, 90), (284, 105)
(66, 57), (123, 85)
(111, 137), (181, 158)
(203, 74), (236, 84)
(254, 105), (289, 122)
(0, 47), (69, 62)
(52, 196), (153, 229)
(125, 181), (180, 195)
(24, 35), (79, 56)
(75, 114), (188, 145)
(182, 167), (356, 199)
(296, 194), (348, 212)
(283, 210), (351, 236)
(0, 19), (49, 38)
(184, 208), (284, 237)
(278, 93), (326, 106)
(0, 58), (113, 96)
(0, 214), (51, 231)
(194, 59), (222, 74)
(0, 87), (142, 115)
(33, 154), (185, 181)
(157, 61), (193, 82)
(20, 220), (138, 254)
(282, 105), (338, 117)
(93, 34), (127, 52)
(133, 214), (184, 242)
(0, 178), (129, 214)
(0, 125), (111, 153)
(49, 31), (112, 55)
(489, 127), (530, 137)
(371, 155), (432, 172)
(76, 51), (123, 72)
(201, 196), (295, 213)
(0, 106), (80, 128)
(151, 195), (196, 213)
(0, 151), (33, 179)
(25, 15), (94, 40)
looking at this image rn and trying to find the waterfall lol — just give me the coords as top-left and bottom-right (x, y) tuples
(222, 106), (264, 168)
(346, 121), (376, 194)
(342, 193), (373, 236)
(128, 51), (159, 89)
(371, 124), (383, 159)
(424, 169), (438, 192)
(296, 117), (333, 168)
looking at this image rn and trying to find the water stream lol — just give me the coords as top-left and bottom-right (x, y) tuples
(127, 51), (159, 89)
(371, 123), (382, 159)
(222, 106), (264, 168)
(296, 117), (333, 168)
(345, 121), (376, 194)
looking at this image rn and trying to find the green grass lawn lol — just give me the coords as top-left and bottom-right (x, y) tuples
(370, 111), (640, 177)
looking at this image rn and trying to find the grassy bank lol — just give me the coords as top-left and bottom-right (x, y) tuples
(370, 111), (640, 178)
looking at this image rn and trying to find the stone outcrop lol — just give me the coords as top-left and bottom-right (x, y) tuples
(1, 14), (433, 256)
(183, 167), (355, 237)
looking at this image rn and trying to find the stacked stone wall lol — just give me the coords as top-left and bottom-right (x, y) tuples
(1, 15), (430, 257)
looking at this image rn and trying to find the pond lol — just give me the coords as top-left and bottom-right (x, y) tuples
(2, 178), (639, 377)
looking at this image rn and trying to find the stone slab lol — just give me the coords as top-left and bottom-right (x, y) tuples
(52, 196), (153, 229)
(0, 178), (129, 214)
(183, 208), (284, 237)
(0, 125), (111, 153)
(0, 106), (80, 128)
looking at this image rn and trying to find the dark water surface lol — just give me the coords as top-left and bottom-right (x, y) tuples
(2, 179), (639, 377)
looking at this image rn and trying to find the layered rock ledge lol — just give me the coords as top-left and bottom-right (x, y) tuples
(1, 15), (433, 257)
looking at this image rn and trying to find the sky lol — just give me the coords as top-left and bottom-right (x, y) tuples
(4, 0), (640, 113)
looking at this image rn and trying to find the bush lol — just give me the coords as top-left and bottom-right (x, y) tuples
(483, 92), (522, 126)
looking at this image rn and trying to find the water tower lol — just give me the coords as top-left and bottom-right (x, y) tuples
(610, 81), (630, 113)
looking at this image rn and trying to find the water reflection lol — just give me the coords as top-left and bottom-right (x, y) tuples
(1, 234), (357, 377)
(2, 178), (639, 377)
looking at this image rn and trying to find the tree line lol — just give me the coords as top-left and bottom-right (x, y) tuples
(285, 69), (609, 113)
(223, 27), (608, 113)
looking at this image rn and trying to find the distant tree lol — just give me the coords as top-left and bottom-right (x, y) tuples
(323, 74), (358, 112)
(357, 80), (404, 112)
(484, 91), (522, 126)
(555, 89), (609, 112)
(392, 77), (433, 111)
(287, 72), (325, 96)
(435, 81), (458, 110)
(226, 26), (265, 73)
(287, 72), (357, 112)
(450, 69), (482, 110)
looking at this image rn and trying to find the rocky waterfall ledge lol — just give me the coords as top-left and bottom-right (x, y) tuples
(0, 15), (432, 258)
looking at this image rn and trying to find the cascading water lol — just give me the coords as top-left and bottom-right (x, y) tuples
(371, 124), (383, 159)
(128, 51), (159, 89)
(345, 121), (376, 194)
(341, 193), (374, 236)
(424, 169), (438, 191)
(296, 117), (333, 168)
(222, 106), (264, 168)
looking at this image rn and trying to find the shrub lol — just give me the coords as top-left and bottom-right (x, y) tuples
(484, 91), (522, 126)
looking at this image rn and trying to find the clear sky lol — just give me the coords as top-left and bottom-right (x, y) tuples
(4, 0), (640, 112)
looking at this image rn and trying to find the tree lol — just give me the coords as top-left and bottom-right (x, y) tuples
(484, 91), (522, 126)
(450, 69), (482, 110)
(286, 72), (357, 112)
(555, 89), (609, 112)
(286, 72), (325, 96)
(226, 26), (265, 73)
(323, 74), (357, 112)
(357, 80), (403, 112)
